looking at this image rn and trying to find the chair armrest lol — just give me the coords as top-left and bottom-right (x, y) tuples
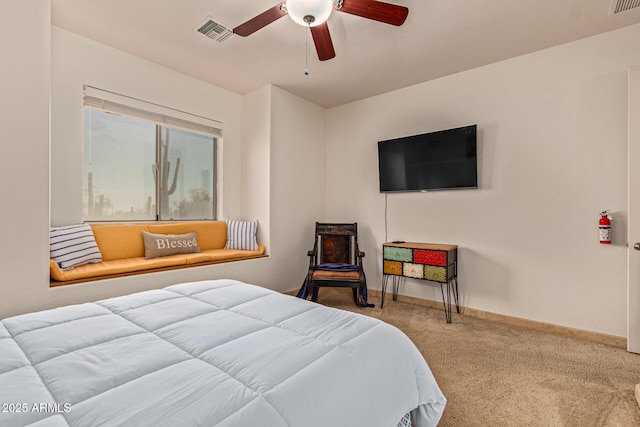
(308, 240), (318, 259)
(354, 241), (365, 259)
(308, 241), (318, 268)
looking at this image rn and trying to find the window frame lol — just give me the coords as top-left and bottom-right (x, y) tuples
(82, 86), (221, 222)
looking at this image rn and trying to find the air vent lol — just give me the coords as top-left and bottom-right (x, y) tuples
(195, 17), (233, 43)
(612, 0), (640, 14)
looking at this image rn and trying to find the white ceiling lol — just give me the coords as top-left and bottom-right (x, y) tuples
(52, 0), (640, 108)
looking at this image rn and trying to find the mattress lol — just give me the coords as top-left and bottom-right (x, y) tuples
(0, 279), (445, 426)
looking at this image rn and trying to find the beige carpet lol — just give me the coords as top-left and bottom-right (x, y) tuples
(312, 288), (640, 427)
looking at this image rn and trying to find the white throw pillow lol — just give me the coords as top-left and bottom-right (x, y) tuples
(225, 219), (258, 251)
(50, 224), (103, 271)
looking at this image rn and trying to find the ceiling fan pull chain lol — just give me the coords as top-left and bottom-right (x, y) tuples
(305, 23), (310, 76)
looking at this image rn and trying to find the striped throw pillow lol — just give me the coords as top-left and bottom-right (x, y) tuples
(224, 219), (258, 251)
(50, 224), (103, 271)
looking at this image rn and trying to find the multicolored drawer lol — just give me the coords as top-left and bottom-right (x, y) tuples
(382, 242), (459, 323)
(382, 243), (457, 283)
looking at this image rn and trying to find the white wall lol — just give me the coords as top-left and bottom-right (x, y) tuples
(326, 24), (640, 338)
(240, 84), (327, 289)
(269, 85), (327, 274)
(242, 86), (272, 252)
(0, 2), (51, 318)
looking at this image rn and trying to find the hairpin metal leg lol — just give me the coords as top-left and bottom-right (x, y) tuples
(452, 276), (460, 314)
(440, 281), (453, 323)
(381, 274), (389, 308)
(381, 275), (401, 309)
(392, 275), (400, 301)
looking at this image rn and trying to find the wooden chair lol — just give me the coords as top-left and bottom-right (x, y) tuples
(306, 222), (373, 307)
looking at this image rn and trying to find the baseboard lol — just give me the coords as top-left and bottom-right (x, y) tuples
(364, 289), (627, 349)
(287, 287), (627, 349)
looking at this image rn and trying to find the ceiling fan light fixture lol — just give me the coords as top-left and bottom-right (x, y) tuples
(286, 0), (333, 27)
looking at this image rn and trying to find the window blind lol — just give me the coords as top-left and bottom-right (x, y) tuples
(83, 85), (223, 137)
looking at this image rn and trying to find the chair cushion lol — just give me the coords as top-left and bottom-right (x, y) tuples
(312, 270), (361, 280)
(314, 263), (359, 271)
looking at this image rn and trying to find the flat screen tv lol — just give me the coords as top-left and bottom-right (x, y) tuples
(378, 125), (477, 192)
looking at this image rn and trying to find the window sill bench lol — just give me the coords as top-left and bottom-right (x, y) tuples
(50, 252), (268, 287)
(50, 221), (266, 287)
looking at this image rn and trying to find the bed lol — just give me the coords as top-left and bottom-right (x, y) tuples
(0, 279), (445, 426)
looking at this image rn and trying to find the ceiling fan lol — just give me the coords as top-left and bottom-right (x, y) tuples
(233, 0), (409, 61)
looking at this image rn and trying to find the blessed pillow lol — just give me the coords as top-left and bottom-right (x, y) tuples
(225, 219), (258, 251)
(142, 231), (201, 259)
(50, 223), (103, 271)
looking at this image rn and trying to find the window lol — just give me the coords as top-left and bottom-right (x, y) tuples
(83, 87), (220, 221)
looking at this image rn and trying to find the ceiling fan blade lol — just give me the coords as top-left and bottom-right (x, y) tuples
(310, 23), (336, 61)
(233, 2), (288, 37)
(338, 0), (409, 26)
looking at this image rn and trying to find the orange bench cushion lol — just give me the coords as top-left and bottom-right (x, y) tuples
(50, 221), (265, 284)
(50, 245), (266, 282)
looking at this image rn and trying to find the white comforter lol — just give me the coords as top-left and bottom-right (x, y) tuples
(0, 279), (445, 426)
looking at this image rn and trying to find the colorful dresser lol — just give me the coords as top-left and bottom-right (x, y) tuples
(382, 242), (459, 323)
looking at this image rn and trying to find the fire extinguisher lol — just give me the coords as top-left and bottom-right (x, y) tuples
(599, 210), (612, 244)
